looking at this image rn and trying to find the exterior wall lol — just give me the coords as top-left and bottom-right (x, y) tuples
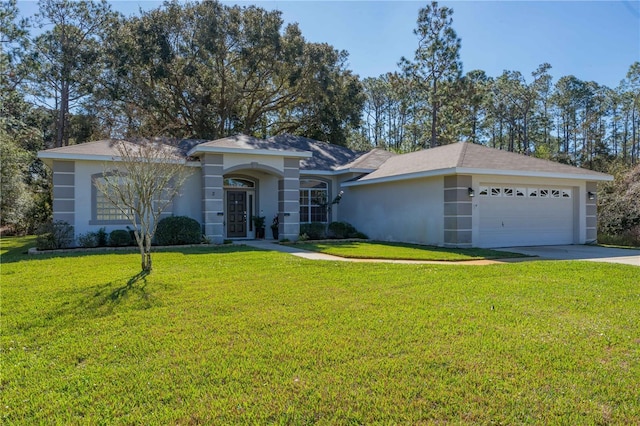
(443, 175), (473, 248)
(585, 181), (598, 243)
(171, 170), (202, 221)
(202, 154), (224, 243)
(223, 153), (284, 172)
(334, 174), (360, 223)
(71, 160), (202, 240)
(340, 176), (445, 246)
(279, 158), (301, 241)
(470, 175), (589, 246)
(75, 160), (111, 236)
(52, 161), (75, 229)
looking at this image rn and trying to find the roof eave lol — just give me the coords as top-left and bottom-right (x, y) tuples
(188, 146), (312, 158)
(38, 151), (199, 167)
(38, 152), (114, 163)
(341, 168), (457, 187)
(300, 167), (377, 176)
(341, 167), (613, 187)
(456, 167), (614, 181)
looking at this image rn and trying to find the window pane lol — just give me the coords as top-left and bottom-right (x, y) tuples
(224, 178), (255, 188)
(300, 206), (309, 223)
(300, 179), (328, 189)
(310, 206), (326, 222)
(299, 180), (328, 223)
(95, 176), (130, 221)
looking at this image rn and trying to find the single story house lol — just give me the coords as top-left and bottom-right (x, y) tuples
(38, 134), (612, 248)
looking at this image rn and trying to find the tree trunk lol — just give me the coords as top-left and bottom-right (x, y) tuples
(430, 79), (438, 148)
(57, 80), (69, 147)
(141, 250), (152, 272)
(135, 232), (153, 273)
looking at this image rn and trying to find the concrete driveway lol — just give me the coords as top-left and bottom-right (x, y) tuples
(497, 245), (640, 266)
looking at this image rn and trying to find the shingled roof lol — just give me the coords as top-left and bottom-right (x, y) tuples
(267, 135), (396, 172)
(38, 138), (185, 163)
(349, 142), (612, 185)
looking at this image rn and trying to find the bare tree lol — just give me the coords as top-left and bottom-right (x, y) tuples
(94, 139), (190, 272)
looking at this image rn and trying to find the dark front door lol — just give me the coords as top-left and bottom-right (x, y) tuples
(227, 191), (247, 238)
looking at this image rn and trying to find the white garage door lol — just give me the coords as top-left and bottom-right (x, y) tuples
(478, 185), (575, 248)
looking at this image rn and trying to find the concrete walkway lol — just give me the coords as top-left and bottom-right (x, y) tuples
(237, 240), (504, 265)
(239, 240), (640, 267)
(497, 245), (640, 266)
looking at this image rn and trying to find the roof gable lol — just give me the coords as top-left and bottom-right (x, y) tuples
(349, 142), (612, 185)
(38, 139), (185, 163)
(187, 134), (311, 158)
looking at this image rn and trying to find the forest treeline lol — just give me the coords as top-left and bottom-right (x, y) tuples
(1, 0), (639, 240)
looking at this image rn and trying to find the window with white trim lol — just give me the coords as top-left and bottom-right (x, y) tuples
(93, 174), (131, 222)
(224, 177), (255, 188)
(300, 179), (328, 223)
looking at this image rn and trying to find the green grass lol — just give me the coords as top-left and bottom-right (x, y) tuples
(2, 237), (639, 424)
(292, 240), (526, 261)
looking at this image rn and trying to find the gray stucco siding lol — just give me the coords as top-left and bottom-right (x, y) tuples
(444, 188), (471, 202)
(444, 230), (472, 245)
(444, 175), (472, 188)
(52, 161), (75, 228)
(53, 173), (75, 186)
(444, 202), (473, 216)
(340, 177), (445, 246)
(53, 186), (75, 199)
(444, 216), (472, 231)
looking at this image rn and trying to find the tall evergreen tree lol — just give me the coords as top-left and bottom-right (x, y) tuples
(28, 0), (117, 147)
(401, 1), (461, 148)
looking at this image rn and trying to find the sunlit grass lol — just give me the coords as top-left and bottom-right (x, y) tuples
(2, 237), (639, 424)
(292, 240), (526, 261)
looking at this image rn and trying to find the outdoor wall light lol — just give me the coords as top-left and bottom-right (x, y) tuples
(217, 212), (224, 216)
(468, 187), (475, 197)
(588, 191), (595, 200)
(283, 212), (291, 216)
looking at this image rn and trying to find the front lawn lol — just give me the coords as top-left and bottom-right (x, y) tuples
(292, 240), (525, 261)
(2, 237), (639, 424)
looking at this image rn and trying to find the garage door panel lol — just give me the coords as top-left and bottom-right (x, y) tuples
(478, 186), (574, 248)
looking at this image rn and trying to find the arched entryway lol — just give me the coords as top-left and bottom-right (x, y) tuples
(223, 176), (256, 238)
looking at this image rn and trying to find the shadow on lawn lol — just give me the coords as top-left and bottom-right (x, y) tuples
(1, 241), (256, 264)
(13, 271), (155, 334)
(69, 271), (156, 318)
(107, 270), (150, 301)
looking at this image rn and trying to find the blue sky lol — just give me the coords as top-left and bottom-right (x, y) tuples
(18, 1), (640, 88)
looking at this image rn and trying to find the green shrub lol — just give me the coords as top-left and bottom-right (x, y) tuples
(352, 231), (369, 239)
(155, 216), (202, 246)
(328, 221), (357, 239)
(598, 229), (640, 248)
(299, 222), (327, 240)
(109, 229), (132, 246)
(96, 227), (108, 247)
(77, 232), (99, 248)
(327, 221), (367, 239)
(35, 221), (74, 250)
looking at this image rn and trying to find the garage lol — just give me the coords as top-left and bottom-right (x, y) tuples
(478, 184), (575, 247)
